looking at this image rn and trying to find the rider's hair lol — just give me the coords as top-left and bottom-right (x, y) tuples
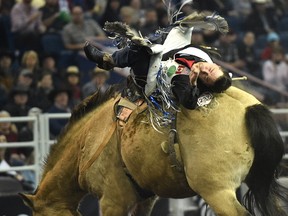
(197, 70), (232, 93)
(209, 71), (232, 93)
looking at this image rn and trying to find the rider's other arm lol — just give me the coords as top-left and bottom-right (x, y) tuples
(170, 57), (202, 110)
(171, 75), (200, 110)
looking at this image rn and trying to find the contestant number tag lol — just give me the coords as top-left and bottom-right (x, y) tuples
(197, 92), (213, 107)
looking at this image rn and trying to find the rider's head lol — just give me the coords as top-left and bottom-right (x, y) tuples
(193, 62), (231, 93)
(177, 46), (232, 93)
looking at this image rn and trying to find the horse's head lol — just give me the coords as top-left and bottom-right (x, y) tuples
(19, 193), (82, 216)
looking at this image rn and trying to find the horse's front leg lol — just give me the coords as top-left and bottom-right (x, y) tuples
(131, 196), (158, 216)
(99, 190), (138, 216)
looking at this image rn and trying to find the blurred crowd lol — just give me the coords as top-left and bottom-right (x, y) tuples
(0, 0), (288, 192)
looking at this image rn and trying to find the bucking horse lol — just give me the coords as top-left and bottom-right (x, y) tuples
(20, 8), (288, 216)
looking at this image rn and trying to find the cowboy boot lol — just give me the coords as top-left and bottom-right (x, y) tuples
(84, 42), (115, 70)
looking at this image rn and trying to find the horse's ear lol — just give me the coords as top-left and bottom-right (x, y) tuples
(19, 193), (34, 209)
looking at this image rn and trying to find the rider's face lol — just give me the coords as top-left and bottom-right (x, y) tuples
(191, 62), (224, 86)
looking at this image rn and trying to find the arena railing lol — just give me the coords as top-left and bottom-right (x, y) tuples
(0, 116), (40, 186)
(0, 114), (72, 187)
(39, 113), (71, 163)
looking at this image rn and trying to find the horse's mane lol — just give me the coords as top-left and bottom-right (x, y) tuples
(69, 84), (121, 124)
(60, 84), (122, 139)
(42, 84), (122, 176)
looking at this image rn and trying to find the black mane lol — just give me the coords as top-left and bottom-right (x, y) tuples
(69, 84), (121, 125)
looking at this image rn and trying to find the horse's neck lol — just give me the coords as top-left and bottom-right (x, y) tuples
(36, 124), (85, 207)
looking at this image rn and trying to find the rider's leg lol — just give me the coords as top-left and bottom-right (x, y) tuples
(84, 42), (151, 88)
(84, 42), (150, 75)
(112, 45), (151, 87)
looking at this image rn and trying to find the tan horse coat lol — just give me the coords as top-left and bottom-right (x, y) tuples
(21, 86), (287, 216)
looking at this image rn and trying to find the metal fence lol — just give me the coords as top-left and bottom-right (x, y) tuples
(0, 116), (40, 186)
(38, 113), (71, 163)
(0, 113), (71, 186)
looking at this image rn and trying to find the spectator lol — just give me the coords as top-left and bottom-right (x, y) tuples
(15, 69), (34, 91)
(10, 0), (46, 52)
(0, 53), (13, 110)
(262, 47), (288, 105)
(99, 0), (121, 28)
(65, 66), (82, 106)
(128, 0), (145, 26)
(237, 31), (261, 79)
(41, 54), (63, 87)
(0, 84), (9, 110)
(62, 6), (106, 52)
(0, 51), (15, 91)
(0, 0), (16, 16)
(193, 0), (234, 16)
(47, 87), (72, 138)
(0, 0), (16, 50)
(243, 0), (278, 37)
(83, 0), (101, 21)
(18, 107), (42, 142)
(155, 0), (169, 28)
(231, 0), (252, 18)
(261, 31), (281, 61)
(19, 50), (42, 87)
(90, 0), (107, 18)
(213, 30), (244, 68)
(273, 0), (288, 17)
(3, 85), (31, 131)
(0, 110), (19, 164)
(0, 134), (18, 178)
(39, 0), (70, 33)
(0, 110), (18, 144)
(32, 72), (54, 112)
(58, 0), (70, 14)
(82, 67), (110, 98)
(119, 6), (139, 36)
(139, 8), (159, 38)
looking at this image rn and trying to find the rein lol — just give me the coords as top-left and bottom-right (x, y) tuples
(79, 122), (117, 175)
